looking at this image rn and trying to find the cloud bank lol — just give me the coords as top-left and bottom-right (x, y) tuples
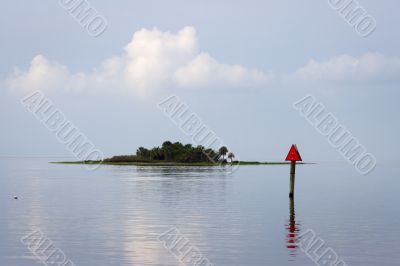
(5, 26), (400, 96)
(6, 27), (273, 96)
(294, 52), (400, 84)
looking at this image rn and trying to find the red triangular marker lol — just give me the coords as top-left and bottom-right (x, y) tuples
(285, 144), (302, 161)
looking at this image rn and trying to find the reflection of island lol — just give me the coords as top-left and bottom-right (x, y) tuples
(286, 197), (301, 257)
(117, 166), (229, 265)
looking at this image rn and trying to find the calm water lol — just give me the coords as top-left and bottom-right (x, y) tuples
(0, 157), (399, 266)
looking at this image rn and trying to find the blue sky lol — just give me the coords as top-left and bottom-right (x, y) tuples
(0, 0), (399, 164)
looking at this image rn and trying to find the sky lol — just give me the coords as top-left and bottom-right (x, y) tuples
(0, 0), (399, 165)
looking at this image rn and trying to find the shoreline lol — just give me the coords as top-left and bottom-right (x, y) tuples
(51, 161), (310, 166)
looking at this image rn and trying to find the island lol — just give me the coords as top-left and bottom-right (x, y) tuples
(56, 141), (301, 166)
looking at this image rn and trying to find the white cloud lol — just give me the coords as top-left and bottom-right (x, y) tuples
(5, 26), (273, 96)
(7, 55), (70, 93)
(174, 53), (271, 88)
(294, 52), (400, 84)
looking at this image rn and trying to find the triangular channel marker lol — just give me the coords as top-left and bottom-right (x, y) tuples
(285, 144), (302, 198)
(285, 144), (302, 162)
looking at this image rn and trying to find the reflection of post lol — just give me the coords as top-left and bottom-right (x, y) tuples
(289, 196), (295, 227)
(289, 161), (296, 197)
(286, 197), (300, 257)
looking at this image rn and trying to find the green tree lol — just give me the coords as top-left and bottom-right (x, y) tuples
(218, 146), (228, 160)
(136, 147), (150, 159)
(228, 152), (235, 162)
(204, 148), (217, 163)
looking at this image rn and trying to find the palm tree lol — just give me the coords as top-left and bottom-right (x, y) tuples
(228, 152), (235, 163)
(218, 146), (228, 161)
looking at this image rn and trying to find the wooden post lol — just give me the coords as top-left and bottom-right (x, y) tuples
(285, 144), (301, 197)
(289, 161), (296, 198)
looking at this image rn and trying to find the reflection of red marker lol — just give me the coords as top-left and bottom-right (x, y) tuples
(286, 223), (300, 249)
(286, 197), (300, 255)
(285, 145), (302, 198)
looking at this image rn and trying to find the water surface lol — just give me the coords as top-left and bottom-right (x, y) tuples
(0, 157), (398, 265)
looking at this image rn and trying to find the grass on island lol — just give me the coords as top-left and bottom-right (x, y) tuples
(53, 160), (297, 166)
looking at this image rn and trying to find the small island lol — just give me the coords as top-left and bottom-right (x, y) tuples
(57, 141), (298, 166)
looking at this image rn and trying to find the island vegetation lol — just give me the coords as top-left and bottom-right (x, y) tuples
(56, 140), (302, 166)
(104, 141), (233, 164)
